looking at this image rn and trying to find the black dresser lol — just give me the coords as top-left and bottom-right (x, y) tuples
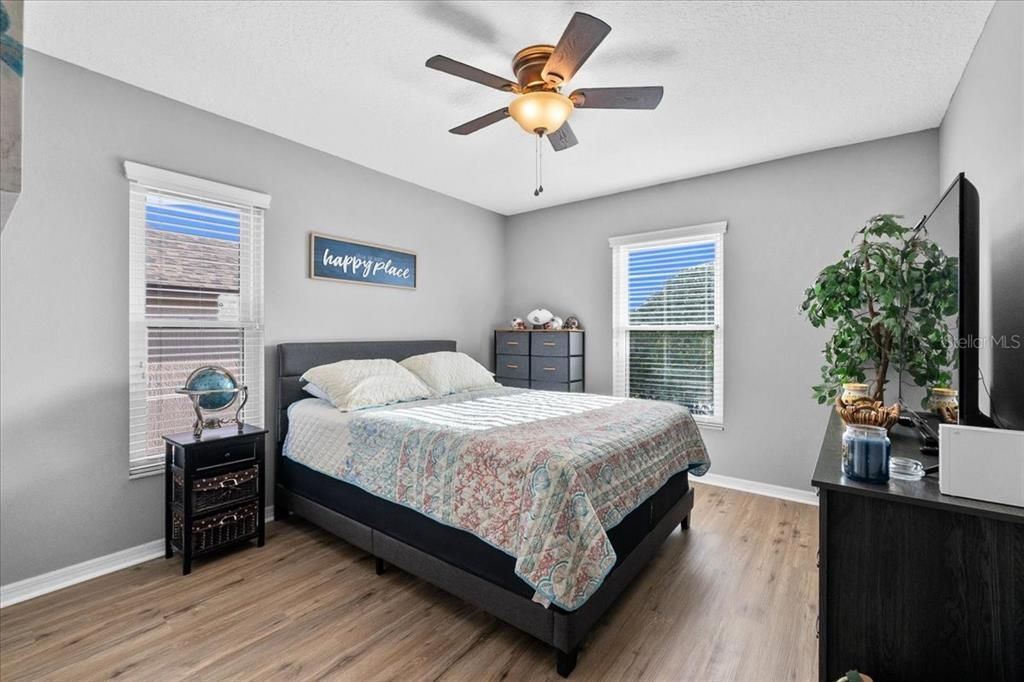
(812, 413), (1023, 681)
(494, 329), (584, 392)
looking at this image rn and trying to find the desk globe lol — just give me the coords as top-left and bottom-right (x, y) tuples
(177, 366), (248, 438)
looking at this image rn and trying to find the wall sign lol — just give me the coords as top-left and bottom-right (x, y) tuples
(309, 232), (417, 289)
(0, 0), (24, 231)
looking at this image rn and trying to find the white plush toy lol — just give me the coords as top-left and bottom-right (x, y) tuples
(526, 308), (554, 327)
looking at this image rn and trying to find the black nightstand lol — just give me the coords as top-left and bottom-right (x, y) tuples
(163, 424), (267, 575)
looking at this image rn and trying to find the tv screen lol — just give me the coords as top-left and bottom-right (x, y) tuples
(924, 174), (1023, 430)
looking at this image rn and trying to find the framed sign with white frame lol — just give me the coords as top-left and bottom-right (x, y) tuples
(309, 232), (417, 290)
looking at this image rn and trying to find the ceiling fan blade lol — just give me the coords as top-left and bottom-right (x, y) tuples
(570, 86), (664, 110)
(449, 108), (510, 135)
(548, 123), (578, 151)
(425, 55), (517, 92)
(542, 12), (612, 85)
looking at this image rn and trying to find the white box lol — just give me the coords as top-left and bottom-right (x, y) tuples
(939, 424), (1024, 508)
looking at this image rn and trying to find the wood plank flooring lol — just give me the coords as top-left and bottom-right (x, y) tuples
(0, 483), (818, 681)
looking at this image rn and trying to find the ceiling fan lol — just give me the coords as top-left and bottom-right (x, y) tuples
(426, 12), (664, 194)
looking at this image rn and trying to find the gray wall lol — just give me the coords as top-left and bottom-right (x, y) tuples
(0, 52), (506, 585)
(939, 0), (1024, 429)
(504, 130), (945, 491)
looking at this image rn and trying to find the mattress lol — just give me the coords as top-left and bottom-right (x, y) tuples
(283, 387), (710, 609)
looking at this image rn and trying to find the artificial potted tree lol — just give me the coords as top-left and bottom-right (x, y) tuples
(801, 214), (958, 426)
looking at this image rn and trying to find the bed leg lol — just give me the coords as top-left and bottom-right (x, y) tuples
(680, 513), (690, 531)
(375, 557), (387, 575)
(274, 496), (290, 521)
(556, 646), (579, 677)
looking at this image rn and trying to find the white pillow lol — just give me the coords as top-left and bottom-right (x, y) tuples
(301, 358), (433, 412)
(400, 351), (498, 396)
(302, 381), (331, 402)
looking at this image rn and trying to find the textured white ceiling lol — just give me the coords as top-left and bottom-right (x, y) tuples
(25, 1), (992, 215)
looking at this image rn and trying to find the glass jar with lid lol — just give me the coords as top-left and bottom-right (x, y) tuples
(841, 383), (871, 404)
(841, 424), (891, 483)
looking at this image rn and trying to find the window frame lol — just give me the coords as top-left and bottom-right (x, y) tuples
(610, 221), (727, 428)
(125, 162), (270, 477)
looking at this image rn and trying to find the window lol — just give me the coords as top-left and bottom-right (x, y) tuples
(610, 222), (726, 426)
(126, 162), (269, 476)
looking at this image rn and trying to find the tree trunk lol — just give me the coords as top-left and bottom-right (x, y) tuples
(874, 335), (890, 403)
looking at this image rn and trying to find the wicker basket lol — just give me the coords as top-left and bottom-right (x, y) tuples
(835, 396), (901, 430)
(173, 466), (258, 514)
(173, 502), (259, 553)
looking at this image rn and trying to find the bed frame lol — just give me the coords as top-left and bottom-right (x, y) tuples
(274, 340), (694, 677)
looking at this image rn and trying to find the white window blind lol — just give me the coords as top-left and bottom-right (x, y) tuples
(611, 222), (726, 426)
(127, 162), (269, 476)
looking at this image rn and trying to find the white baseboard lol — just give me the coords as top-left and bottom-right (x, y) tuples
(1, 506), (275, 609)
(695, 473), (819, 506)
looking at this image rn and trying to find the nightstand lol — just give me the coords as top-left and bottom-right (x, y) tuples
(163, 424), (267, 575)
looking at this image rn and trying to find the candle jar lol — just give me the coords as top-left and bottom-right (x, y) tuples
(841, 424), (891, 483)
(929, 385), (958, 411)
(841, 383), (871, 404)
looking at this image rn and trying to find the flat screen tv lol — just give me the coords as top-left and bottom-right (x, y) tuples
(922, 173), (1023, 430)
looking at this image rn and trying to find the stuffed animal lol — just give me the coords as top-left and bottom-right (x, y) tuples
(564, 315), (581, 330)
(544, 316), (564, 330)
(510, 318), (527, 330)
(526, 308), (554, 328)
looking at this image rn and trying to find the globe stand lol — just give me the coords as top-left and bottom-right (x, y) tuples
(175, 385), (248, 440)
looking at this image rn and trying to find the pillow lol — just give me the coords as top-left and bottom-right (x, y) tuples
(302, 381), (331, 402)
(301, 358), (433, 411)
(400, 351), (498, 396)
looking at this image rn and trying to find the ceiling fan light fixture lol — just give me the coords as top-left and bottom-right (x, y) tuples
(508, 91), (573, 135)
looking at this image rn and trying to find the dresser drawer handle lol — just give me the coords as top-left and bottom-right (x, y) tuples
(505, 340), (519, 346)
(543, 367), (557, 372)
(543, 342), (556, 346)
(506, 364), (519, 369)
(218, 514), (238, 526)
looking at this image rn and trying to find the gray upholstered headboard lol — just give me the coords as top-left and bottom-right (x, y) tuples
(276, 339), (456, 445)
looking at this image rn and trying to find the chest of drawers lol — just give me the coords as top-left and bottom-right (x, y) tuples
(494, 329), (584, 392)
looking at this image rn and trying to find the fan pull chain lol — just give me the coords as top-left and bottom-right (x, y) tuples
(534, 132), (545, 197)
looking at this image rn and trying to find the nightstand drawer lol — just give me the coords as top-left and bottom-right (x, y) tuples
(531, 356), (583, 383)
(172, 502), (259, 555)
(496, 354), (529, 380)
(174, 465), (258, 515)
(500, 378), (530, 389)
(495, 331), (529, 355)
(190, 439), (257, 472)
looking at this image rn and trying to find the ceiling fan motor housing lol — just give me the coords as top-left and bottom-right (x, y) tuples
(513, 45), (559, 89)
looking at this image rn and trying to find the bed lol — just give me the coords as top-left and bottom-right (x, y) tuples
(274, 340), (709, 676)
